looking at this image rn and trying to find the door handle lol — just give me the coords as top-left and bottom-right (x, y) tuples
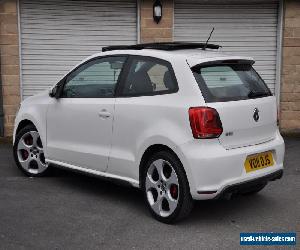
(98, 109), (111, 119)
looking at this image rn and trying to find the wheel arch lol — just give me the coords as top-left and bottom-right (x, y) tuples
(15, 119), (36, 136)
(138, 144), (190, 190)
(13, 115), (44, 147)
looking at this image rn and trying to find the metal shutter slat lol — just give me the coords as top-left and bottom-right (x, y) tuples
(20, 0), (137, 99)
(174, 1), (279, 94)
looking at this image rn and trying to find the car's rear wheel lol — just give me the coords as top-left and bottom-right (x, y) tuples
(142, 151), (193, 223)
(13, 124), (49, 177)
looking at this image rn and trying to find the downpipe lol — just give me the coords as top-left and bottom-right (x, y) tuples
(0, 53), (4, 137)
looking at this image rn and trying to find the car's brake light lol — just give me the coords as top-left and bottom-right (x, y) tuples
(188, 107), (223, 139)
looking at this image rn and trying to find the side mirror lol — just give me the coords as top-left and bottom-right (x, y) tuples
(49, 85), (58, 98)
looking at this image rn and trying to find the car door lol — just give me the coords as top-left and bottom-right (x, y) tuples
(108, 56), (179, 180)
(46, 56), (127, 172)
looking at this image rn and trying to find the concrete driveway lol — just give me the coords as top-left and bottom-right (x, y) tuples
(0, 137), (299, 249)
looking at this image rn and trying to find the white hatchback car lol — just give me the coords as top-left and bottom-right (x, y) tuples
(13, 43), (285, 223)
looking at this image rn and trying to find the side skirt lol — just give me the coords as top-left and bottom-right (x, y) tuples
(46, 159), (140, 188)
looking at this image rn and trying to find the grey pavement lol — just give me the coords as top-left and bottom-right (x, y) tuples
(0, 137), (299, 250)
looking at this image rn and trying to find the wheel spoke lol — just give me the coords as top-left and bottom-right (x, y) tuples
(151, 196), (163, 215)
(153, 159), (164, 181)
(19, 157), (31, 170)
(30, 131), (40, 148)
(37, 148), (46, 171)
(36, 136), (43, 150)
(166, 169), (179, 186)
(145, 173), (158, 191)
(17, 138), (31, 151)
(166, 196), (178, 214)
(36, 158), (47, 172)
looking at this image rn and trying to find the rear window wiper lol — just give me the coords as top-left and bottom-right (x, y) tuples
(247, 90), (271, 98)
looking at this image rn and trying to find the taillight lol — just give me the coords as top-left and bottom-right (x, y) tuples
(188, 107), (223, 139)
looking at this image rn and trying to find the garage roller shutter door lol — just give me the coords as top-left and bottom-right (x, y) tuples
(174, 0), (279, 93)
(19, 0), (137, 98)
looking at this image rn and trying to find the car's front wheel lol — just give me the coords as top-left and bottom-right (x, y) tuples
(13, 124), (49, 177)
(142, 151), (193, 223)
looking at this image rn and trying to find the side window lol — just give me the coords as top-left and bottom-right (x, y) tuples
(121, 57), (178, 96)
(62, 56), (126, 98)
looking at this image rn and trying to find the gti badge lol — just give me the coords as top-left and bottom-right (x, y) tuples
(253, 108), (259, 122)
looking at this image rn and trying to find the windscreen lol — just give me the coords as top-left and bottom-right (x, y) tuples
(191, 63), (272, 102)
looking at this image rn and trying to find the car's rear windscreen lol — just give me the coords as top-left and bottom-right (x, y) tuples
(191, 62), (272, 103)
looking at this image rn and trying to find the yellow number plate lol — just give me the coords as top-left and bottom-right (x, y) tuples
(244, 151), (274, 173)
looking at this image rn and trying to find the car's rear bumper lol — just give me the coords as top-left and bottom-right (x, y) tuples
(176, 130), (285, 200)
(214, 169), (283, 199)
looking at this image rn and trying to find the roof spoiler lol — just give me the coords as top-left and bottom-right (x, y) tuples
(102, 42), (221, 52)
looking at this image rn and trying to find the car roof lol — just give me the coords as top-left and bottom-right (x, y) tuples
(76, 48), (254, 70)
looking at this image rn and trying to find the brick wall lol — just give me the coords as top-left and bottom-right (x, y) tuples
(280, 0), (300, 134)
(0, 0), (20, 137)
(140, 0), (173, 43)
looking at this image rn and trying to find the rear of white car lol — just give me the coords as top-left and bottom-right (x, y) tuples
(178, 55), (284, 200)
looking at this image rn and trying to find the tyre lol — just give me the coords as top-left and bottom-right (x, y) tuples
(142, 150), (194, 223)
(13, 124), (49, 177)
(241, 183), (267, 195)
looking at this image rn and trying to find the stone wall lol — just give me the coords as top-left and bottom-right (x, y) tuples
(280, 0), (300, 133)
(140, 0), (173, 43)
(0, 0), (20, 137)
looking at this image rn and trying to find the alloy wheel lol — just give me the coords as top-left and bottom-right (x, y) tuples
(145, 159), (179, 217)
(17, 131), (47, 175)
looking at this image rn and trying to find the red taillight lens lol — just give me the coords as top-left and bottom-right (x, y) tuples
(188, 107), (223, 139)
